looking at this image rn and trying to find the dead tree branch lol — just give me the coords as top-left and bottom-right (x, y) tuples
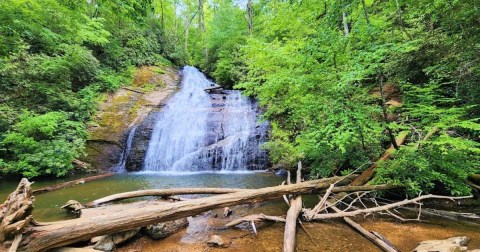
(310, 195), (472, 220)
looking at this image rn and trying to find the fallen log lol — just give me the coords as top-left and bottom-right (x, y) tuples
(16, 175), (358, 251)
(467, 181), (480, 191)
(415, 126), (439, 149)
(87, 187), (243, 207)
(87, 183), (397, 207)
(32, 173), (115, 195)
(350, 131), (408, 186)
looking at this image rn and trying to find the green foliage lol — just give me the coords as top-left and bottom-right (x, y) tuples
(374, 143), (479, 196)
(1, 0), (479, 193)
(0, 112), (87, 178)
(0, 0), (176, 178)
(185, 0), (480, 195)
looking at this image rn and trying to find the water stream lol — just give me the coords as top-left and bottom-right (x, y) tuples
(114, 126), (137, 172)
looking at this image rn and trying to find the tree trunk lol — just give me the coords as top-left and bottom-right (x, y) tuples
(247, 0), (253, 35)
(361, 0), (370, 24)
(342, 0), (350, 36)
(378, 74), (399, 150)
(350, 131), (408, 186)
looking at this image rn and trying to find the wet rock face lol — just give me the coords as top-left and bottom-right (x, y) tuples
(84, 140), (122, 171)
(125, 109), (162, 171)
(128, 90), (269, 171)
(204, 91), (269, 170)
(81, 66), (179, 171)
(126, 67), (269, 172)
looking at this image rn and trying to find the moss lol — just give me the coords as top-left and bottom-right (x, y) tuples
(153, 68), (165, 74)
(142, 83), (156, 92)
(132, 66), (167, 89)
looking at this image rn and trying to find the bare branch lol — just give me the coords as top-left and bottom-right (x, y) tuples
(311, 195), (471, 220)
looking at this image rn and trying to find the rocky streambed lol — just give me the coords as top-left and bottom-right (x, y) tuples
(116, 203), (480, 252)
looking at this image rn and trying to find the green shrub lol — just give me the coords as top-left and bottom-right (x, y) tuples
(0, 111), (87, 178)
(374, 142), (480, 196)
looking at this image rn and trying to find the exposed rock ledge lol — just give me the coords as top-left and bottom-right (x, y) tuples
(81, 66), (180, 171)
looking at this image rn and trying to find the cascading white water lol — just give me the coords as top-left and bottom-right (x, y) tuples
(114, 126), (137, 172)
(143, 66), (268, 171)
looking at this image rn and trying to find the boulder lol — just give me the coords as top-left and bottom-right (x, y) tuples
(206, 235), (232, 248)
(141, 218), (189, 240)
(92, 228), (140, 251)
(413, 236), (470, 252)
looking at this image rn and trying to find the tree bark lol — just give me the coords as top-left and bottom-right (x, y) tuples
(16, 176), (356, 252)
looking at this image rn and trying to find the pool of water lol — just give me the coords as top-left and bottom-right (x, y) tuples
(0, 171), (287, 222)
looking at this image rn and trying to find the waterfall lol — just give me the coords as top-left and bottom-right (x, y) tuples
(143, 66), (268, 172)
(114, 126), (137, 172)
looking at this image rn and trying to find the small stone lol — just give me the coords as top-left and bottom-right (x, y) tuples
(61, 200), (84, 215)
(207, 235), (232, 248)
